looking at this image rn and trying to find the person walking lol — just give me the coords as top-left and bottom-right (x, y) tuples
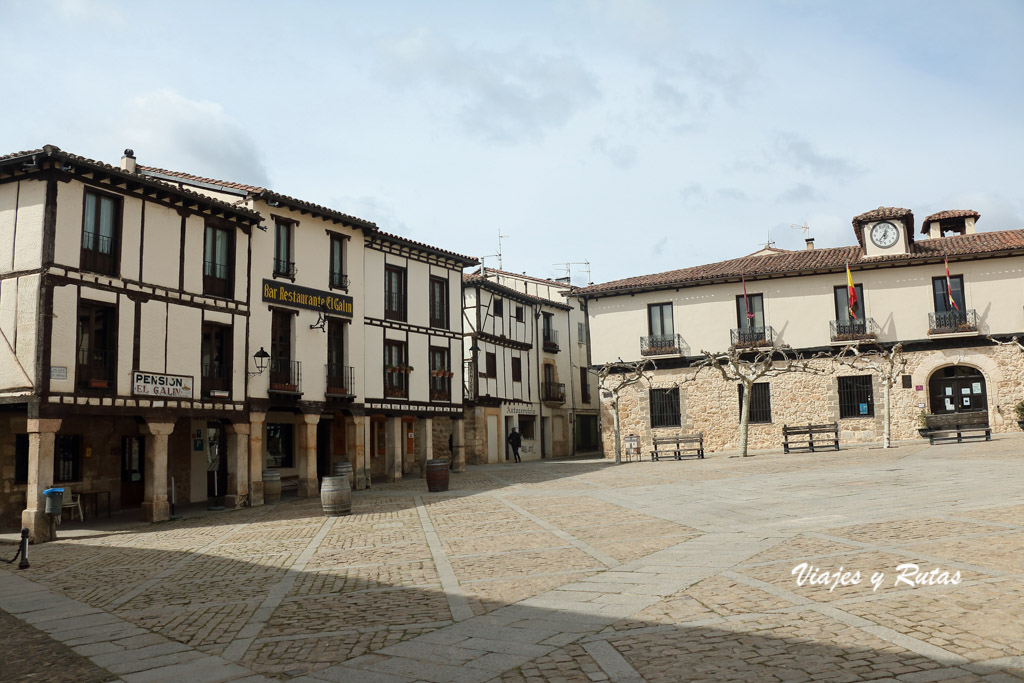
(507, 427), (522, 463)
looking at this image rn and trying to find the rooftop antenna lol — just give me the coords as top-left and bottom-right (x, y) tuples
(479, 230), (510, 274)
(760, 229), (776, 251)
(790, 221), (811, 235)
(552, 260), (592, 286)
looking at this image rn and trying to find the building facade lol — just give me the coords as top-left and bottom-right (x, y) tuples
(0, 146), (261, 541)
(462, 268), (599, 462)
(574, 207), (1024, 455)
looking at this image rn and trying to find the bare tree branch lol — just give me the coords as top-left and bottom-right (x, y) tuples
(835, 342), (907, 448)
(590, 359), (654, 464)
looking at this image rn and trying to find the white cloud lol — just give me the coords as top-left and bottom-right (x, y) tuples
(121, 89), (269, 186)
(591, 136), (637, 168)
(773, 132), (862, 179)
(57, 0), (125, 26)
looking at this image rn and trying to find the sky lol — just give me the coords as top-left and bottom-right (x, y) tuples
(2, 0), (1023, 285)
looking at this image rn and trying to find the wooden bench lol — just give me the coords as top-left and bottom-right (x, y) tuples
(782, 422), (839, 453)
(929, 425), (991, 445)
(650, 434), (704, 461)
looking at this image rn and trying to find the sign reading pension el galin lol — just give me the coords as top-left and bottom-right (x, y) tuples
(133, 371), (193, 399)
(262, 279), (353, 317)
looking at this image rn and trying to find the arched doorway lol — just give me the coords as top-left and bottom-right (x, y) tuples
(928, 366), (987, 415)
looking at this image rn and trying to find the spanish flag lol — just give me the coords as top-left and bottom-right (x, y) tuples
(945, 256), (960, 311)
(846, 262), (858, 320)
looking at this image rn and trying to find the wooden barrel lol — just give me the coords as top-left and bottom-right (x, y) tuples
(332, 462), (355, 489)
(425, 459), (450, 493)
(321, 475), (352, 516)
(262, 470), (281, 503)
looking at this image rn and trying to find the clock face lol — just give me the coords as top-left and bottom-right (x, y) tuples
(870, 221), (900, 248)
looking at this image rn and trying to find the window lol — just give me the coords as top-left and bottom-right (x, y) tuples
(203, 224), (234, 298)
(515, 305), (524, 322)
(650, 388), (681, 428)
(385, 266), (407, 321)
(329, 234), (347, 289)
(580, 366), (591, 404)
(511, 357), (522, 382)
(932, 274), (966, 313)
(736, 294), (764, 330)
(838, 375), (874, 418)
(519, 415), (536, 440)
(273, 219), (295, 278)
(201, 323), (231, 395)
(578, 322), (587, 343)
(53, 435), (82, 482)
(494, 298), (504, 316)
(266, 423), (294, 468)
(429, 276), (449, 328)
(429, 346), (451, 401)
(542, 312), (558, 350)
(14, 434), (28, 485)
(648, 303), (674, 336)
(269, 310), (296, 390)
(326, 318), (350, 395)
(81, 190), (120, 276)
(833, 284), (865, 323)
(77, 302), (116, 390)
(384, 339), (408, 398)
(485, 352), (497, 378)
(738, 383), (772, 423)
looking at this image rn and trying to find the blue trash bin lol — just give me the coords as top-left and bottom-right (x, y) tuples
(43, 488), (64, 516)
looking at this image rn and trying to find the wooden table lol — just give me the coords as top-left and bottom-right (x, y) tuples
(78, 490), (111, 519)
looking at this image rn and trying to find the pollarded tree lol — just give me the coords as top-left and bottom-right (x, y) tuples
(694, 345), (833, 456)
(835, 342), (907, 448)
(592, 358), (654, 464)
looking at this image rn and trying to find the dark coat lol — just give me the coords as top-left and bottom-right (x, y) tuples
(507, 431), (522, 448)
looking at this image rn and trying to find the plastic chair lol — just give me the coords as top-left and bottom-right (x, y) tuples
(61, 488), (83, 522)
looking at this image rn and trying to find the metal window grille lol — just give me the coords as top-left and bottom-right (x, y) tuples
(838, 375), (874, 418)
(738, 383), (772, 423)
(650, 388), (681, 428)
(54, 435), (82, 482)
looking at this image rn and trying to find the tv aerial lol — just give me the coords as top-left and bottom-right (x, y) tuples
(790, 221), (811, 235)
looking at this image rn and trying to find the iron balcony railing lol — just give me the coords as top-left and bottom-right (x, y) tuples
(383, 380), (408, 399)
(641, 333), (685, 356)
(330, 271), (350, 289)
(429, 376), (452, 402)
(201, 362), (230, 394)
(268, 358), (301, 393)
(730, 325), (774, 348)
(273, 258), (297, 278)
(543, 328), (559, 352)
(203, 261), (233, 298)
(77, 347), (115, 389)
(830, 318), (879, 343)
(325, 364), (355, 397)
(928, 309), (978, 335)
(80, 233), (117, 275)
(542, 381), (566, 403)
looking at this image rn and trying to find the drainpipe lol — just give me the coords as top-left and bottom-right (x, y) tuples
(566, 301), (577, 457)
(534, 304), (544, 458)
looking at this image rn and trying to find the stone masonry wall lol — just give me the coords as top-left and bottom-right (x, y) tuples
(600, 345), (1024, 457)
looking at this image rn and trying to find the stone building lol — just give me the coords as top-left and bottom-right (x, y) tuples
(572, 207), (1024, 455)
(462, 268), (599, 462)
(0, 146), (261, 541)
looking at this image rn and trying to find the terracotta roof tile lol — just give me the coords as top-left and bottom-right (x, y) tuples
(923, 209), (980, 223)
(138, 165), (266, 193)
(851, 206), (914, 225)
(372, 230), (478, 266)
(574, 229), (1024, 296)
(463, 274), (572, 310)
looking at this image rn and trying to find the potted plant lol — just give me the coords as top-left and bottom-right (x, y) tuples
(1014, 401), (1024, 430)
(917, 410), (930, 438)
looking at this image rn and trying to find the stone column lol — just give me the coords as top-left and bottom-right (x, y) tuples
(350, 415), (367, 490)
(248, 412), (266, 506)
(416, 417), (433, 478)
(453, 418), (466, 473)
(385, 416), (403, 483)
(21, 418), (62, 544)
(224, 422), (250, 509)
(141, 421), (175, 523)
(297, 412), (320, 497)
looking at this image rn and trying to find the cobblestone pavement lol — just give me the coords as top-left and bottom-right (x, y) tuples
(2, 437), (1024, 682)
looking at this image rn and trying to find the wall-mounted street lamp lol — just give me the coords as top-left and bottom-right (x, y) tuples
(247, 347), (270, 379)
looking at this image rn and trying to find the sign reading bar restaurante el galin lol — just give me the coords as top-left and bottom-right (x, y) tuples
(262, 279), (353, 317)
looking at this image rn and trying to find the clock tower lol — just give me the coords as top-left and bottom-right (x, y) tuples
(852, 207), (914, 258)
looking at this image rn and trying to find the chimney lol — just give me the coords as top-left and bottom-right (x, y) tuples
(805, 237), (815, 251)
(120, 148), (136, 174)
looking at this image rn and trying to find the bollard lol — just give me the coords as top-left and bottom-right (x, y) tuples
(18, 528), (29, 570)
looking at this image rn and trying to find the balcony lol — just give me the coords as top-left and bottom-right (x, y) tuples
(543, 329), (559, 353)
(201, 362), (231, 397)
(76, 348), (115, 390)
(429, 376), (452, 402)
(330, 271), (350, 290)
(80, 234), (117, 276)
(273, 258), (297, 278)
(269, 359), (301, 393)
(203, 261), (233, 298)
(829, 318), (879, 344)
(641, 333), (686, 357)
(325, 364), (355, 398)
(928, 310), (978, 336)
(542, 381), (566, 404)
(731, 325), (774, 349)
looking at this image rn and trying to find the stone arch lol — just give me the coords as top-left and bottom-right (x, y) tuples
(911, 349), (1004, 426)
